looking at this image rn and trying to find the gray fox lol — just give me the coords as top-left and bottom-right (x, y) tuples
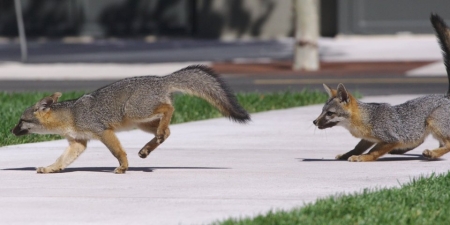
(11, 65), (250, 173)
(313, 14), (450, 162)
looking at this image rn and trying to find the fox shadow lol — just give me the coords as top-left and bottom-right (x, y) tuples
(2, 166), (229, 173)
(299, 154), (445, 162)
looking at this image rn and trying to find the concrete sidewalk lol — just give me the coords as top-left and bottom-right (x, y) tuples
(1, 95), (449, 225)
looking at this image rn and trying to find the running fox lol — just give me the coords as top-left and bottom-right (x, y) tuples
(313, 14), (450, 162)
(12, 65), (250, 173)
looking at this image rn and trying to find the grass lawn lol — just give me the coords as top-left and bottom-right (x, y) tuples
(0, 90), (329, 147)
(216, 172), (450, 225)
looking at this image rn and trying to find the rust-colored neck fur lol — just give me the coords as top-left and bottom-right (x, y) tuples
(35, 108), (74, 133)
(344, 95), (374, 140)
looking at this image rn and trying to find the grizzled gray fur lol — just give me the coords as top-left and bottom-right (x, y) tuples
(12, 65), (250, 174)
(313, 14), (450, 162)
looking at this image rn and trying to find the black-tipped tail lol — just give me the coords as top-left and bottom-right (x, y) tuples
(431, 13), (450, 96)
(167, 65), (251, 123)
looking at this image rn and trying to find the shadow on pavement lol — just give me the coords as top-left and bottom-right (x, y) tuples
(2, 166), (229, 173)
(297, 154), (441, 162)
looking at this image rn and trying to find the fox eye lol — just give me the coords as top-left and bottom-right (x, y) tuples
(326, 111), (335, 116)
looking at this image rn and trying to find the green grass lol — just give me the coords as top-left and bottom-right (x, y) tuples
(171, 90), (330, 124)
(215, 172), (450, 225)
(0, 90), (330, 147)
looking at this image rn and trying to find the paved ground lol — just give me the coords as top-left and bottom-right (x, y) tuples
(1, 95), (449, 225)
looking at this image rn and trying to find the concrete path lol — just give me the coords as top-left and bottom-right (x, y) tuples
(1, 95), (449, 225)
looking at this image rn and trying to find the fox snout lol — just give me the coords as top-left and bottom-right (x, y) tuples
(313, 115), (339, 130)
(313, 119), (318, 125)
(11, 123), (29, 136)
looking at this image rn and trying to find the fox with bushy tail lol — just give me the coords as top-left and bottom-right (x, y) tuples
(11, 65), (250, 174)
(313, 14), (450, 162)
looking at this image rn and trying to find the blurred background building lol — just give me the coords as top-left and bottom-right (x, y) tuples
(1, 0), (450, 41)
(0, 0), (449, 96)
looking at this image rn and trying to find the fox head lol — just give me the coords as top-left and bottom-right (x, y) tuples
(313, 83), (354, 129)
(11, 92), (62, 136)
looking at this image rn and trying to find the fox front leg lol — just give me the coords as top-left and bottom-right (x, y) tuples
(348, 142), (398, 162)
(37, 139), (87, 173)
(336, 139), (375, 160)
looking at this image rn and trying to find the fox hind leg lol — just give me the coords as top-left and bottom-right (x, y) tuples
(137, 120), (171, 158)
(423, 113), (450, 159)
(101, 130), (128, 174)
(389, 141), (423, 155)
(137, 104), (174, 158)
(389, 147), (416, 155)
(153, 104), (174, 144)
(423, 144), (450, 159)
(423, 134), (450, 159)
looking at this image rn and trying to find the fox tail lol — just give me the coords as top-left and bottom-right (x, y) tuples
(431, 13), (450, 96)
(165, 65), (250, 123)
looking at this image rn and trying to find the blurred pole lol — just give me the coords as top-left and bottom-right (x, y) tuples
(293, 0), (319, 71)
(14, 0), (28, 62)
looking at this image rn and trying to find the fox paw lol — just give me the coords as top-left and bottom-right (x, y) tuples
(348, 155), (375, 162)
(335, 154), (349, 160)
(138, 149), (149, 159)
(114, 167), (127, 174)
(348, 155), (363, 162)
(36, 167), (48, 173)
(422, 149), (438, 160)
(36, 167), (61, 173)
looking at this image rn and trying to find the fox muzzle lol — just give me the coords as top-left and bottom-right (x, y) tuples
(313, 116), (339, 129)
(11, 124), (29, 136)
(316, 121), (338, 129)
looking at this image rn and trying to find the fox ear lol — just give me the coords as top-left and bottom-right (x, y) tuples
(50, 92), (62, 103)
(323, 84), (337, 98)
(35, 97), (53, 112)
(337, 83), (350, 103)
(35, 92), (61, 112)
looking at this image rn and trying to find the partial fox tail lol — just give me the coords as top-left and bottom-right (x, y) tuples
(165, 65), (250, 123)
(431, 13), (450, 96)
